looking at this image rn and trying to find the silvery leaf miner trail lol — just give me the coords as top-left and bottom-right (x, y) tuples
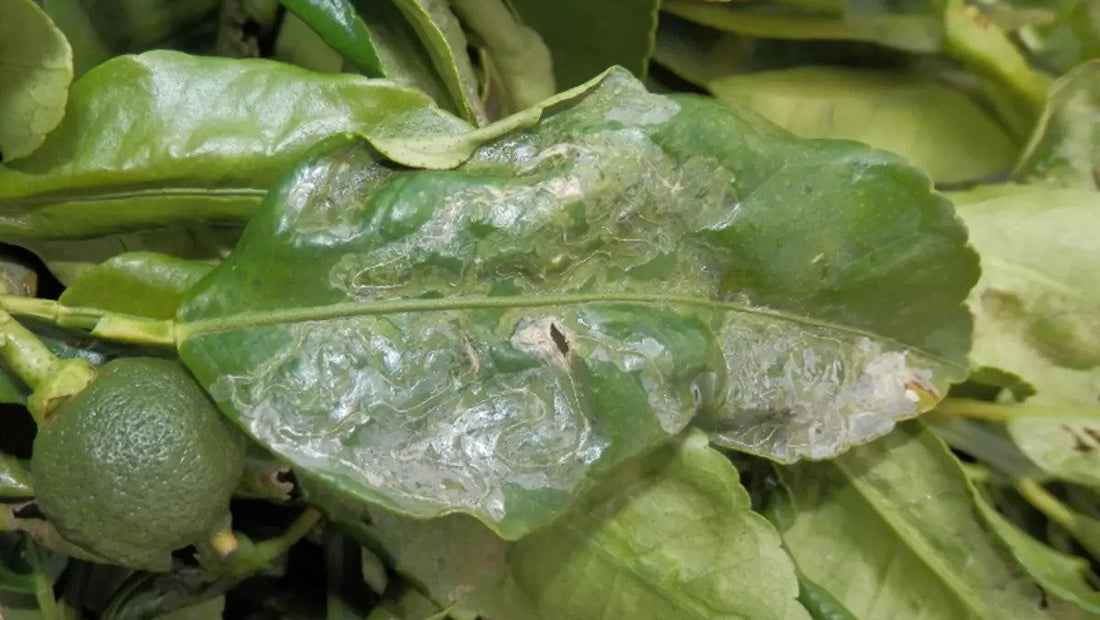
(174, 68), (972, 539)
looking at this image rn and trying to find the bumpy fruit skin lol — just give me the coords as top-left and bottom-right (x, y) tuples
(32, 357), (246, 571)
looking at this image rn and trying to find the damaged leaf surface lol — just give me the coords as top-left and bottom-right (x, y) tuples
(177, 68), (976, 537)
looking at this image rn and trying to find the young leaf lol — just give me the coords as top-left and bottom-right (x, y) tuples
(0, 50), (472, 241)
(355, 432), (807, 619)
(954, 185), (1100, 406)
(177, 69), (976, 536)
(0, 0), (73, 162)
(708, 66), (1018, 185)
(1015, 60), (1100, 189)
(278, 0), (386, 75)
(780, 423), (1053, 618)
(507, 0), (661, 88)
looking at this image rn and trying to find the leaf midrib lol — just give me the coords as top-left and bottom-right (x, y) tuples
(0, 186), (267, 209)
(175, 291), (958, 369)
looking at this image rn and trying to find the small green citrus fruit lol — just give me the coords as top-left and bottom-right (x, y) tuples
(32, 357), (245, 571)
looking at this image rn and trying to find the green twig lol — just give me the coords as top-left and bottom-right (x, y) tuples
(255, 507), (323, 561)
(24, 537), (63, 620)
(933, 398), (1081, 423)
(0, 295), (175, 347)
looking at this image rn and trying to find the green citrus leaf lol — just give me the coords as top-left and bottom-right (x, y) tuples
(59, 252), (213, 320)
(1007, 413), (1100, 490)
(662, 1), (943, 53)
(780, 423), (1053, 618)
(388, 0), (486, 124)
(964, 464), (1100, 614)
(954, 185), (1100, 407)
(347, 432), (807, 619)
(1015, 60), (1100, 189)
(0, 50), (471, 242)
(507, 0), (660, 88)
(177, 68), (976, 536)
(0, 0), (73, 162)
(708, 66), (1018, 185)
(278, 0), (386, 75)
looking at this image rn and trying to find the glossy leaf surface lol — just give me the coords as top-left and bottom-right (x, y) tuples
(177, 69), (976, 536)
(0, 50), (471, 241)
(708, 66), (1018, 185)
(781, 423), (1050, 618)
(1015, 60), (1100, 189)
(355, 433), (807, 619)
(0, 454), (32, 498)
(955, 186), (1100, 407)
(0, 0), (73, 162)
(278, 0), (385, 75)
(508, 0), (660, 88)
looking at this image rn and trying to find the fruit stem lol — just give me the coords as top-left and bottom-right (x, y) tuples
(0, 310), (97, 423)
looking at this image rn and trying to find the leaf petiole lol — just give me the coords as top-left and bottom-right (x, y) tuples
(933, 398), (1083, 423)
(0, 294), (175, 347)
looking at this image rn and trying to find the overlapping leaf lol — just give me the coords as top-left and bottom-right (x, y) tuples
(176, 68), (976, 536)
(780, 423), (1052, 618)
(955, 185), (1100, 407)
(0, 0), (73, 162)
(0, 50), (471, 241)
(342, 433), (807, 619)
(708, 66), (1018, 184)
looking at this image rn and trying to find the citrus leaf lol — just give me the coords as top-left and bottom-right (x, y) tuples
(1007, 412), (1100, 490)
(507, 0), (660, 88)
(177, 68), (976, 536)
(780, 423), (1052, 618)
(389, 0), (486, 124)
(1015, 60), (1100, 189)
(0, 50), (471, 241)
(964, 464), (1100, 614)
(20, 226), (239, 285)
(39, 0), (219, 77)
(0, 0), (73, 162)
(59, 252), (214, 321)
(954, 185), (1100, 407)
(662, 1), (943, 52)
(349, 432), (807, 619)
(0, 455), (32, 499)
(278, 0), (386, 75)
(708, 66), (1018, 185)
(449, 0), (556, 112)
